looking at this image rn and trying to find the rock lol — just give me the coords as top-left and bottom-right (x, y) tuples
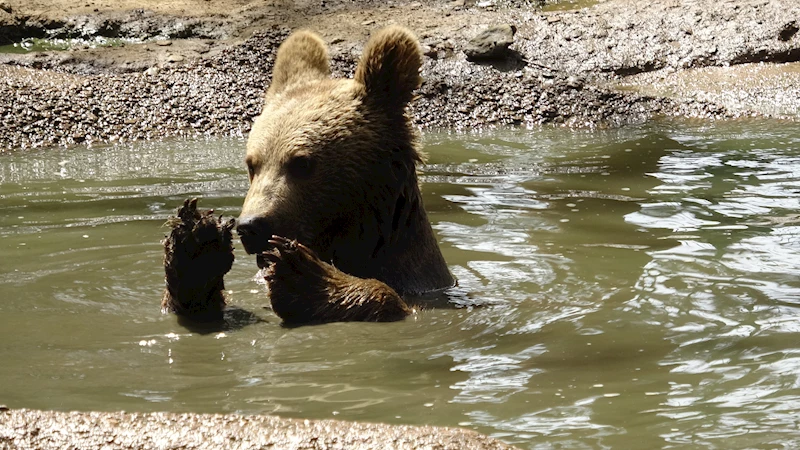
(422, 44), (437, 58)
(144, 66), (159, 76)
(566, 75), (583, 89)
(0, 2), (11, 13)
(779, 21), (798, 41)
(155, 40), (172, 46)
(464, 24), (516, 61)
(166, 54), (184, 63)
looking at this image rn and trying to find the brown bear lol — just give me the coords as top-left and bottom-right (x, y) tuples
(162, 26), (455, 325)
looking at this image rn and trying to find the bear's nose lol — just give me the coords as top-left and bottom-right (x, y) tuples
(236, 215), (274, 255)
(235, 216), (264, 237)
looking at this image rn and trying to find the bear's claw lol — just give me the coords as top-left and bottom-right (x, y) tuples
(261, 236), (325, 280)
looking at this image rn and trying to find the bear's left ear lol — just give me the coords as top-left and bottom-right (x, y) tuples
(268, 30), (330, 96)
(354, 26), (422, 108)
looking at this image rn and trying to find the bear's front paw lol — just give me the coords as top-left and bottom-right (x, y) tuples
(261, 236), (330, 305)
(162, 198), (235, 320)
(262, 236), (411, 324)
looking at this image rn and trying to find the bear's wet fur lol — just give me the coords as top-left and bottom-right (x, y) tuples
(164, 26), (455, 325)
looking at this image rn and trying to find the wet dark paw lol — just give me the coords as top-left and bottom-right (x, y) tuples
(259, 236), (334, 322)
(164, 198), (235, 278)
(262, 236), (326, 280)
(260, 235), (411, 324)
(162, 198), (235, 319)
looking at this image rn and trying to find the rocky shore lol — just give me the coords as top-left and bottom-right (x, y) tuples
(0, 408), (517, 449)
(1, 0), (799, 151)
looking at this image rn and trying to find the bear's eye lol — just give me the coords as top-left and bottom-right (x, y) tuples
(246, 162), (255, 182)
(286, 155), (315, 180)
(245, 156), (258, 182)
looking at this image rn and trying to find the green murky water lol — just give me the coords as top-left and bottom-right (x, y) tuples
(2, 120), (800, 448)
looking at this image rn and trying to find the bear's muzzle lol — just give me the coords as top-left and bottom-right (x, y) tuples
(236, 215), (274, 256)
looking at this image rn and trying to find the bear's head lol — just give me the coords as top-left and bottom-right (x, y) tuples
(236, 27), (427, 279)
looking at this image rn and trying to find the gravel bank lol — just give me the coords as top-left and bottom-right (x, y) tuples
(0, 409), (517, 449)
(2, 0), (799, 151)
(0, 29), (282, 150)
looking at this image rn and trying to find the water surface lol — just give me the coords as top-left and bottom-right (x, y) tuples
(2, 120), (800, 448)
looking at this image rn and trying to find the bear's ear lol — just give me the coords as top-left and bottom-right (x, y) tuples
(354, 26), (422, 108)
(268, 30), (330, 96)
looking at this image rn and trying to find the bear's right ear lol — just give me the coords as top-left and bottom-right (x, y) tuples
(268, 30), (330, 96)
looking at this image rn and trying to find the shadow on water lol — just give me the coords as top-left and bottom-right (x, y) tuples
(174, 305), (268, 334)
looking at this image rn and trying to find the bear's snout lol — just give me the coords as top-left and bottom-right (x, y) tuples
(236, 215), (273, 255)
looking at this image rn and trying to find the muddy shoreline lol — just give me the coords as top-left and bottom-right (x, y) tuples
(1, 0), (798, 150)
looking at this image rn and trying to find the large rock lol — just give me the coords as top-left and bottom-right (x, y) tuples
(464, 24), (516, 61)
